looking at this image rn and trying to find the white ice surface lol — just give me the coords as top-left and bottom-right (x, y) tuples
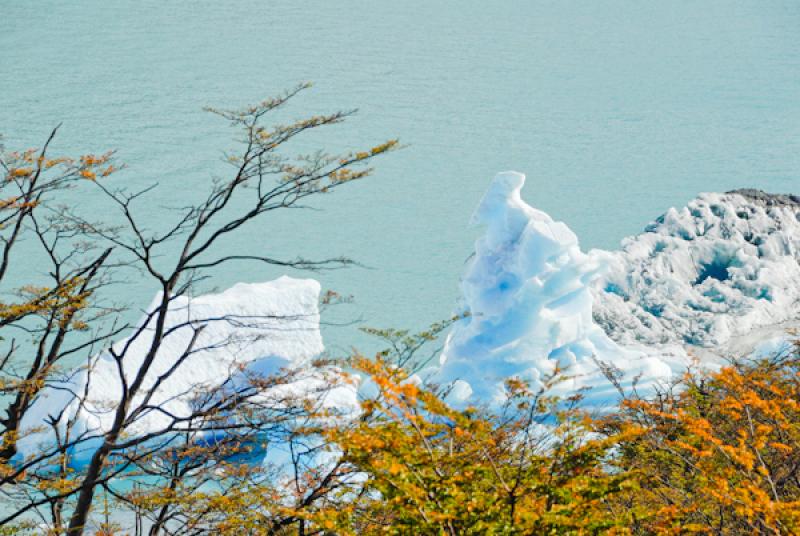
(592, 190), (800, 348)
(17, 276), (357, 463)
(434, 172), (684, 406)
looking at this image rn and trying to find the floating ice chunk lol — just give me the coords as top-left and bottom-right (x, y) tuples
(17, 276), (354, 464)
(592, 190), (800, 348)
(436, 172), (680, 406)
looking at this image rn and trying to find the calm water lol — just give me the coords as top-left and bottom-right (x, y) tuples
(2, 1), (799, 354)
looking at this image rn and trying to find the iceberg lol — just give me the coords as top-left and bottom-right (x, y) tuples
(435, 172), (681, 406)
(17, 276), (358, 464)
(436, 173), (800, 408)
(593, 189), (800, 349)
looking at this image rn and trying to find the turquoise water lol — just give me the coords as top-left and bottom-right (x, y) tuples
(2, 1), (799, 354)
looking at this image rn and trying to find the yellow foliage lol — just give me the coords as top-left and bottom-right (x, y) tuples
(604, 344), (800, 534)
(9, 167), (32, 178)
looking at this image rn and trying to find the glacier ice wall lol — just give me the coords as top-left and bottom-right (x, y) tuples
(435, 172), (678, 405)
(17, 276), (358, 462)
(593, 189), (800, 348)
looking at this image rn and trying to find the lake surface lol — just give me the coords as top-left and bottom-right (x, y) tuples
(2, 1), (799, 354)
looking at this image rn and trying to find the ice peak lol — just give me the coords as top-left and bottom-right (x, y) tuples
(471, 171), (553, 242)
(437, 173), (676, 406)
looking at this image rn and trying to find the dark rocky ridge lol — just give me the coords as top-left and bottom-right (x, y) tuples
(727, 188), (800, 208)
